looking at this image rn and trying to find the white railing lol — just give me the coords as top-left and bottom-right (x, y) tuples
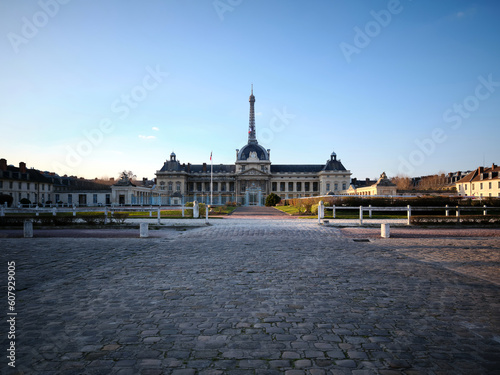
(317, 201), (498, 226)
(0, 203), (207, 225)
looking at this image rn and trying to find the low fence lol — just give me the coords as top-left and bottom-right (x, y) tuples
(0, 202), (212, 225)
(317, 202), (500, 225)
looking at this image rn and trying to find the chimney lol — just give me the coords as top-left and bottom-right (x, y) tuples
(19, 162), (27, 173)
(479, 166), (484, 173)
(143, 177), (147, 184)
(187, 163), (191, 173)
(493, 163), (497, 169)
(203, 163), (207, 173)
(0, 158), (6, 171)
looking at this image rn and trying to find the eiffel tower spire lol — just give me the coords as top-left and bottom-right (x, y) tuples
(248, 84), (257, 144)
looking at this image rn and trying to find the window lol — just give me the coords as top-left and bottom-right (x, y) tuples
(93, 194), (98, 204)
(313, 182), (318, 191)
(272, 182), (277, 191)
(472, 184), (475, 190)
(465, 185), (468, 190)
(305, 182), (310, 191)
(280, 182), (285, 192)
(489, 182), (492, 189)
(296, 182), (301, 191)
(68, 194), (73, 204)
(342, 183), (347, 190)
(42, 184), (45, 191)
(27, 183), (30, 190)
(241, 166), (245, 171)
(221, 182), (226, 192)
(480, 183), (483, 189)
(213, 182), (218, 192)
(230, 182), (235, 192)
(168, 182), (173, 191)
(18, 182), (22, 189)
(55, 194), (60, 202)
(160, 181), (165, 190)
(334, 183), (338, 191)
(288, 182), (293, 191)
(0, 181), (2, 188)
(197, 182), (202, 191)
(106, 194), (111, 205)
(326, 183), (330, 191)
(9, 182), (13, 189)
(176, 182), (181, 191)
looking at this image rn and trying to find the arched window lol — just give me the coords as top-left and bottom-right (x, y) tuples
(160, 181), (165, 190)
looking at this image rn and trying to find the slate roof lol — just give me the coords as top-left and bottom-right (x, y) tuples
(0, 165), (52, 184)
(457, 164), (500, 183)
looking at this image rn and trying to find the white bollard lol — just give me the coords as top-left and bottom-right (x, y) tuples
(445, 204), (449, 217)
(483, 205), (487, 216)
(205, 205), (209, 224)
(24, 220), (33, 238)
(369, 204), (372, 218)
(193, 201), (199, 218)
(318, 201), (324, 224)
(104, 207), (108, 225)
(359, 206), (363, 225)
(140, 223), (149, 238)
(381, 223), (390, 238)
(157, 207), (161, 225)
(52, 207), (57, 216)
(407, 205), (411, 226)
(182, 204), (185, 218)
(333, 205), (336, 219)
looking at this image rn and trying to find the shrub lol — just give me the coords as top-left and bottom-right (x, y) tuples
(20, 198), (31, 207)
(265, 193), (281, 207)
(112, 213), (129, 224)
(0, 194), (13, 207)
(80, 214), (105, 225)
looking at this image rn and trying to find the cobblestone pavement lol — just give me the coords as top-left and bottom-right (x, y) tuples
(1, 220), (499, 375)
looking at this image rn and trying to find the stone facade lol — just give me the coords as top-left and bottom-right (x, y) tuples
(155, 89), (351, 206)
(0, 159), (53, 206)
(456, 164), (500, 198)
(346, 172), (397, 196)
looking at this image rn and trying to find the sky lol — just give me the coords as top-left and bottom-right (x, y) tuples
(1, 0), (499, 180)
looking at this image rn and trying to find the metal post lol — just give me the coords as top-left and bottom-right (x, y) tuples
(369, 204), (372, 218)
(157, 207), (161, 225)
(445, 204), (449, 217)
(333, 205), (336, 219)
(205, 205), (209, 224)
(359, 206), (363, 226)
(407, 205), (411, 226)
(73, 205), (76, 217)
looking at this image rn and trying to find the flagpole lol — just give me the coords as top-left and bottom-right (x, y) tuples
(210, 152), (213, 206)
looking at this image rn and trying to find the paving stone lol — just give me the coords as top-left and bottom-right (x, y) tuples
(3, 222), (500, 374)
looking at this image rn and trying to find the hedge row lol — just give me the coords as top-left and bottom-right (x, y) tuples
(286, 196), (500, 208)
(0, 213), (129, 227)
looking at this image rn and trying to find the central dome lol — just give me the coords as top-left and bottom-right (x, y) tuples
(237, 143), (269, 161)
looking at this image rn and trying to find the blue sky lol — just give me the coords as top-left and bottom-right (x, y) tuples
(1, 0), (499, 180)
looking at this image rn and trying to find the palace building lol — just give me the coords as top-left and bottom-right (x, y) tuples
(155, 88), (351, 206)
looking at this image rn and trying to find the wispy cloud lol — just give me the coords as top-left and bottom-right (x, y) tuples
(454, 7), (476, 19)
(152, 126), (160, 131)
(139, 135), (156, 140)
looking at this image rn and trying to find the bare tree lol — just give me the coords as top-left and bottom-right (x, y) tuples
(392, 174), (413, 191)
